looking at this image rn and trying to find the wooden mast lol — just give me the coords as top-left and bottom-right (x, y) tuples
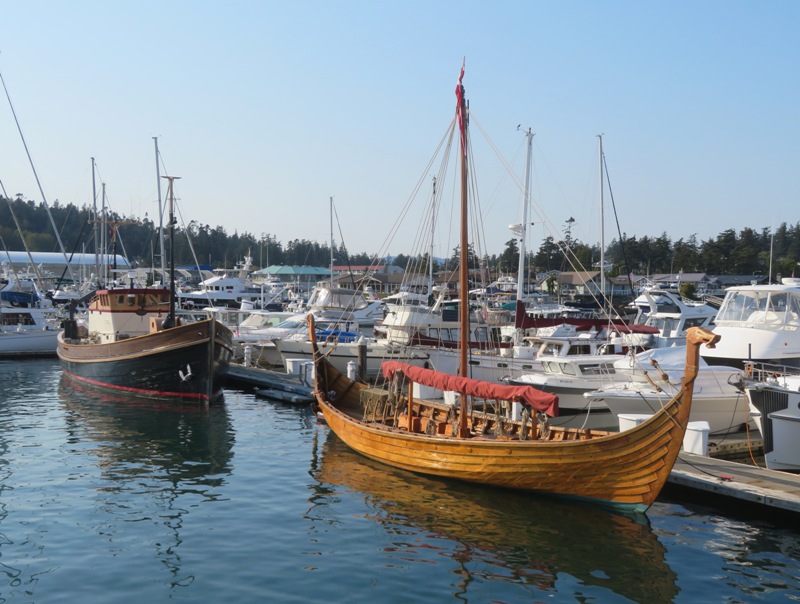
(456, 62), (470, 438)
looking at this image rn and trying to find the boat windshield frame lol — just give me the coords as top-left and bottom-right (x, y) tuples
(716, 288), (800, 328)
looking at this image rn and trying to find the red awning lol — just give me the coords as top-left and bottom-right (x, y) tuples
(381, 361), (559, 417)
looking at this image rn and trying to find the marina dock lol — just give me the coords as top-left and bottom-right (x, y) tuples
(669, 451), (800, 515)
(225, 362), (314, 404)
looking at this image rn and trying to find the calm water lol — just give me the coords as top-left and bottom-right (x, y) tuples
(1, 359), (798, 603)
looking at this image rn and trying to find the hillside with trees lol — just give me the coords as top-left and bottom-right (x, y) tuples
(2, 195), (798, 279)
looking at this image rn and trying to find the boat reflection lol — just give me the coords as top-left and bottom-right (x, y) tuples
(313, 434), (679, 602)
(57, 373), (235, 588)
(58, 373), (234, 483)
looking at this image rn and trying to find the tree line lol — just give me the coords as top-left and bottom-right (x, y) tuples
(2, 196), (799, 278)
(0, 197), (373, 270)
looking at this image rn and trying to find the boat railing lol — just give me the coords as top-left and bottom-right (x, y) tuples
(744, 361), (800, 384)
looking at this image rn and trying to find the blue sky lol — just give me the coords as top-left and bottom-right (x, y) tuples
(1, 1), (798, 262)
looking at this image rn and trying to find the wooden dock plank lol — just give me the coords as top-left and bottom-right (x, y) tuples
(669, 452), (800, 514)
(225, 363), (314, 398)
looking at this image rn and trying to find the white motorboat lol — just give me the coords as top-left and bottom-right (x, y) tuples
(701, 279), (800, 369)
(236, 311), (361, 367)
(178, 255), (285, 310)
(502, 289), (719, 411)
(304, 286), (384, 328)
(277, 335), (431, 379)
(584, 348), (750, 436)
(631, 288), (717, 346)
(509, 353), (620, 411)
(744, 368), (800, 471)
(0, 275), (65, 357)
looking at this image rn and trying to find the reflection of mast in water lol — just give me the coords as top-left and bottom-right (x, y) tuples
(311, 433), (679, 602)
(58, 376), (235, 586)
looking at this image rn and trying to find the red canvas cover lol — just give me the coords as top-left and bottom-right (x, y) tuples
(381, 361), (559, 417)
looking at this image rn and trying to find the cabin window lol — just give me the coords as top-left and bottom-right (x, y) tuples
(717, 291), (758, 322)
(559, 363), (577, 376)
(473, 327), (489, 342)
(541, 343), (562, 356)
(579, 363), (614, 376)
(2, 313), (35, 326)
(683, 317), (707, 329)
(789, 295), (800, 323)
(567, 344), (592, 356)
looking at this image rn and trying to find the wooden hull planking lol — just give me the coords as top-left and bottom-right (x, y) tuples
(313, 326), (719, 511)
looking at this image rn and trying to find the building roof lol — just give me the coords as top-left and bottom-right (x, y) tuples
(558, 271), (600, 285)
(332, 265), (385, 272)
(0, 250), (131, 268)
(253, 265), (331, 277)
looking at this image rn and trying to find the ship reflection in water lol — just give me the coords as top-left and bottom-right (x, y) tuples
(57, 374), (235, 585)
(310, 433), (678, 602)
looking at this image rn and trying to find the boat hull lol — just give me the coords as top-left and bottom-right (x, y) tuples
(0, 329), (60, 357)
(745, 383), (800, 471)
(317, 388), (686, 512)
(594, 389), (751, 436)
(58, 319), (234, 403)
(310, 328), (714, 512)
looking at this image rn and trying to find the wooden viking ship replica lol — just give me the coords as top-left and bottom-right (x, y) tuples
(310, 65), (721, 512)
(58, 176), (234, 403)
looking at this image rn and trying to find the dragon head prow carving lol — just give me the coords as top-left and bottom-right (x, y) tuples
(686, 326), (720, 349)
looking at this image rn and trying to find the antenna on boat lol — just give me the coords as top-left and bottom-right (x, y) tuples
(161, 175), (180, 329)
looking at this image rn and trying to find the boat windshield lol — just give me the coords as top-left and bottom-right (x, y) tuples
(274, 318), (306, 330)
(308, 288), (368, 311)
(716, 289), (800, 327)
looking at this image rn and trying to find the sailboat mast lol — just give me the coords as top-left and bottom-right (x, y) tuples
(101, 182), (107, 285)
(162, 175), (180, 329)
(92, 157), (99, 286)
(455, 63), (471, 438)
(517, 128), (533, 302)
(154, 137), (166, 279)
(457, 66), (469, 380)
(330, 196), (334, 285)
(598, 134), (605, 306)
(430, 176), (436, 292)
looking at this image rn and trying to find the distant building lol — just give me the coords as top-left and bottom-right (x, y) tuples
(252, 265), (332, 292)
(1, 251), (130, 270)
